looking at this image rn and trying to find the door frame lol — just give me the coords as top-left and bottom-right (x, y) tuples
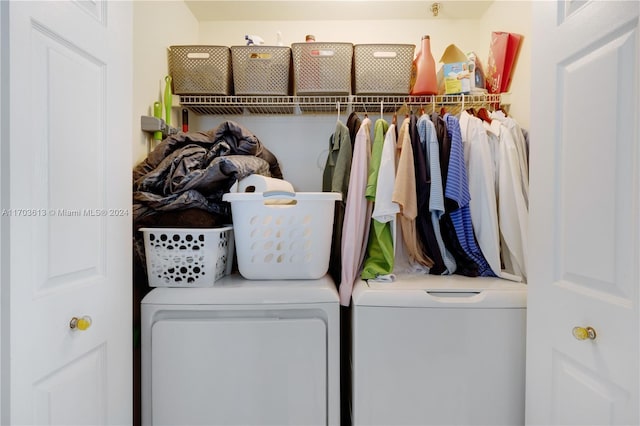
(0, 0), (9, 422)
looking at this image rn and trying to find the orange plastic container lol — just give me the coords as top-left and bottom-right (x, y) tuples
(410, 35), (438, 95)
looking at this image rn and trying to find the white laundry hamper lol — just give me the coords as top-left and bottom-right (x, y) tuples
(222, 191), (341, 279)
(140, 226), (234, 287)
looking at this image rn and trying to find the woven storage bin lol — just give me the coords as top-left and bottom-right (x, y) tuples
(168, 45), (232, 95)
(291, 42), (353, 95)
(140, 226), (234, 287)
(231, 46), (292, 95)
(353, 44), (415, 95)
(222, 192), (341, 280)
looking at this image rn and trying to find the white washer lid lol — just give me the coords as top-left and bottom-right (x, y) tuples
(141, 274), (339, 306)
(352, 274), (527, 308)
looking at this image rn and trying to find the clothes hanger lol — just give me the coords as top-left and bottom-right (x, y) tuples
(477, 107), (492, 124)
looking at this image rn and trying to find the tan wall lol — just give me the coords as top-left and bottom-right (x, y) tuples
(198, 18), (484, 62)
(132, 0), (198, 165)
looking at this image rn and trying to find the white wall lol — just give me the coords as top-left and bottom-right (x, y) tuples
(132, 1), (199, 165)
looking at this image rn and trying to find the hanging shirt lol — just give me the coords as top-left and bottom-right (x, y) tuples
(431, 112), (451, 189)
(431, 113), (479, 277)
(459, 111), (521, 281)
(484, 119), (529, 281)
(322, 120), (353, 285)
(418, 114), (456, 275)
(372, 123), (400, 224)
(433, 112), (481, 277)
(340, 117), (372, 306)
(390, 124), (416, 276)
(444, 113), (496, 277)
(411, 113), (446, 275)
(347, 111), (362, 150)
(361, 119), (395, 281)
(392, 117), (433, 271)
(491, 110), (529, 208)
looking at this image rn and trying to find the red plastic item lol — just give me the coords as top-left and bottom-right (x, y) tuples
(486, 32), (522, 94)
(181, 108), (189, 132)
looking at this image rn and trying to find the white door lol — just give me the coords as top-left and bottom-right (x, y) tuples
(6, 0), (132, 424)
(526, 1), (639, 425)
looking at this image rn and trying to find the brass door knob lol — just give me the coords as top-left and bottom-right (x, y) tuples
(572, 326), (596, 341)
(69, 316), (92, 331)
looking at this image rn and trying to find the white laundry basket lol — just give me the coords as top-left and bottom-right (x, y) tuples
(140, 226), (234, 287)
(222, 191), (341, 279)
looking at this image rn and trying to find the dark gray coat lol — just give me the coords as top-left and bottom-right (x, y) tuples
(133, 121), (283, 220)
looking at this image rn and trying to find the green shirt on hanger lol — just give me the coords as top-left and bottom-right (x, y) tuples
(361, 119), (395, 280)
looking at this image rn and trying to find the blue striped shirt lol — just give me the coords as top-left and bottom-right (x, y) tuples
(418, 115), (457, 275)
(444, 114), (495, 277)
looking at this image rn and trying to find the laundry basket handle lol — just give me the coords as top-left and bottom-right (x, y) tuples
(263, 190), (296, 199)
(262, 190), (297, 205)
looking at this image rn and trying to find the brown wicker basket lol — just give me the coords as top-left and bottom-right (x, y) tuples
(353, 44), (415, 95)
(168, 45), (232, 95)
(291, 42), (353, 95)
(231, 46), (292, 96)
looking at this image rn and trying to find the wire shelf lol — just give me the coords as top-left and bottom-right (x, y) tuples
(179, 93), (507, 116)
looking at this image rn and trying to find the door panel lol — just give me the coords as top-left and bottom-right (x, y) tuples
(30, 19), (106, 289)
(551, 350), (629, 426)
(73, 0), (106, 23)
(557, 24), (637, 297)
(8, 1), (131, 424)
(152, 318), (327, 426)
(527, 1), (639, 425)
(33, 345), (108, 426)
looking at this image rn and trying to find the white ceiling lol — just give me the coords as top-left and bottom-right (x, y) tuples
(184, 0), (494, 21)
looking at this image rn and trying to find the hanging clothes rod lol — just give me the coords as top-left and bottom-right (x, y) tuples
(178, 94), (507, 116)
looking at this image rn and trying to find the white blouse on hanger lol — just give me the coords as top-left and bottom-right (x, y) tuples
(372, 123), (399, 225)
(460, 111), (522, 282)
(491, 110), (529, 208)
(484, 118), (529, 281)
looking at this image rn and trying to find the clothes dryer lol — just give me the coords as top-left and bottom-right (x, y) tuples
(351, 275), (527, 426)
(141, 274), (340, 426)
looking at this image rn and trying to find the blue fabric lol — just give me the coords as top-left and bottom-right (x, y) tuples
(418, 115), (457, 275)
(411, 113), (445, 274)
(444, 114), (495, 277)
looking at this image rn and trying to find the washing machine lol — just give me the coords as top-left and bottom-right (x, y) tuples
(351, 275), (527, 426)
(141, 274), (340, 426)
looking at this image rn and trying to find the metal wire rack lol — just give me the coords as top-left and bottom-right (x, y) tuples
(179, 93), (508, 116)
